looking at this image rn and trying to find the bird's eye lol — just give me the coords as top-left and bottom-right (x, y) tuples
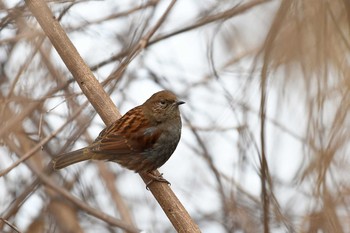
(159, 100), (167, 107)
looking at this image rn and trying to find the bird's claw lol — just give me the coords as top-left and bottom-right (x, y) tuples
(145, 172), (171, 190)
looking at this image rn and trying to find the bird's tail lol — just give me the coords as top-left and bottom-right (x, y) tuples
(52, 148), (92, 170)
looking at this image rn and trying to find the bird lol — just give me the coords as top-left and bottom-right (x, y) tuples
(52, 90), (184, 186)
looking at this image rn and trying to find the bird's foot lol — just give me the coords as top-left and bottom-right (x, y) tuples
(145, 171), (171, 190)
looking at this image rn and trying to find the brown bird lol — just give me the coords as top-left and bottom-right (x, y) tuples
(52, 90), (184, 185)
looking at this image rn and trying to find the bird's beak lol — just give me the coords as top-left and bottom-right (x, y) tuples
(176, 100), (185, 106)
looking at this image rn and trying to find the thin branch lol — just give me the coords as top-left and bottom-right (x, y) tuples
(0, 100), (88, 177)
(90, 0), (270, 71)
(259, 1), (293, 232)
(104, 0), (177, 84)
(0, 218), (21, 233)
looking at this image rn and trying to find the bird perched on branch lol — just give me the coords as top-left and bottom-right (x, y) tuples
(52, 90), (185, 186)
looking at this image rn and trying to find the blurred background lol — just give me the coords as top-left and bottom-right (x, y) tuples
(1, 0), (350, 232)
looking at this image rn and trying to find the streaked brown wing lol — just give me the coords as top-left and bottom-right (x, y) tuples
(91, 107), (161, 155)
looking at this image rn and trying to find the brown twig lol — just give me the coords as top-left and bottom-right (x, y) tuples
(0, 100), (88, 177)
(259, 1), (293, 232)
(90, 0), (270, 72)
(0, 218), (21, 233)
(104, 0), (177, 84)
(65, 0), (159, 32)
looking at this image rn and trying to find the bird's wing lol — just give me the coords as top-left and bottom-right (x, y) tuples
(91, 107), (162, 156)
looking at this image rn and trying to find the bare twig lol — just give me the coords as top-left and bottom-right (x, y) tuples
(259, 1), (293, 232)
(0, 218), (21, 233)
(0, 100), (88, 177)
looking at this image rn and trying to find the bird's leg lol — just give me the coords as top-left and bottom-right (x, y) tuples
(145, 171), (171, 189)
